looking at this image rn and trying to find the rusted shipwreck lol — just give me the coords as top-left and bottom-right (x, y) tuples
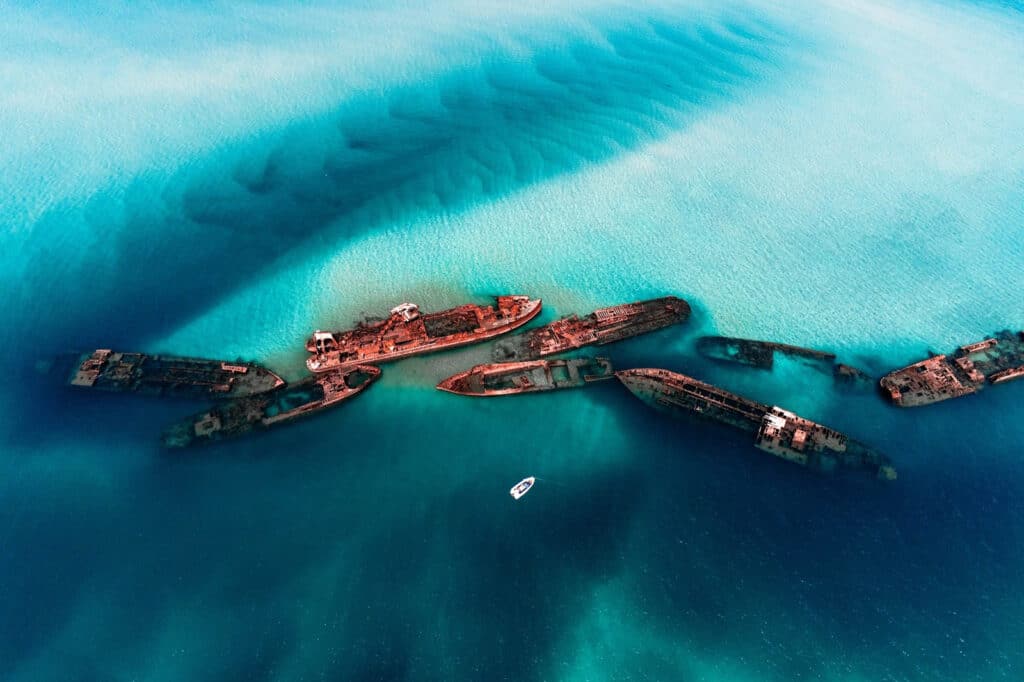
(69, 349), (284, 400)
(696, 336), (836, 369)
(438, 357), (614, 396)
(161, 366), (380, 448)
(617, 368), (896, 480)
(696, 336), (872, 385)
(880, 331), (1024, 407)
(307, 296), (541, 373)
(493, 296), (690, 361)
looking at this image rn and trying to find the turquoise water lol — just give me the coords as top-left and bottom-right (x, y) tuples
(2, 0), (1023, 679)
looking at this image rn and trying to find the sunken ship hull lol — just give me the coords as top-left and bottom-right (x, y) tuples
(161, 365), (380, 448)
(492, 296), (690, 361)
(880, 330), (1024, 407)
(696, 336), (836, 370)
(438, 357), (614, 396)
(617, 368), (896, 480)
(69, 349), (284, 400)
(306, 296), (541, 373)
(697, 336), (873, 386)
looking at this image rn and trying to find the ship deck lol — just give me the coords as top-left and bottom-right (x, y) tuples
(494, 296), (690, 361)
(619, 368), (894, 479)
(70, 350), (284, 398)
(438, 357), (613, 395)
(308, 297), (541, 372)
(880, 330), (1024, 406)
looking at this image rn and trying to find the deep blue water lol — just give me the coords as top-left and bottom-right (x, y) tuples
(2, 1), (1023, 680)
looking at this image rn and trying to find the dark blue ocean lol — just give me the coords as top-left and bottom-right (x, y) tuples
(2, 1), (1023, 680)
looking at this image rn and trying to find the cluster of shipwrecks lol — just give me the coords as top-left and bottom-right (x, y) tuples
(68, 292), (1024, 481)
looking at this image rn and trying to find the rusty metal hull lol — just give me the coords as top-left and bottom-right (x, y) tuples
(68, 349), (284, 399)
(880, 330), (1024, 407)
(307, 296), (541, 373)
(617, 368), (896, 480)
(438, 357), (614, 396)
(493, 296), (690, 361)
(161, 365), (380, 448)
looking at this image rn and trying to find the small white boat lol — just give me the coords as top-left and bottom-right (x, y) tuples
(510, 476), (535, 500)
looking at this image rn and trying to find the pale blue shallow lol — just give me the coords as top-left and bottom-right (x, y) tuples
(1, 1), (1022, 680)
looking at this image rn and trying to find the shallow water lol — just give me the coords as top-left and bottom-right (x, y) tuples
(2, 1), (1023, 680)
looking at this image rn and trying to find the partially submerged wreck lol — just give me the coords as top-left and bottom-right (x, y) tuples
(438, 357), (614, 396)
(696, 336), (835, 370)
(493, 296), (690, 361)
(162, 366), (380, 448)
(618, 367), (896, 480)
(69, 349), (284, 400)
(880, 331), (1024, 407)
